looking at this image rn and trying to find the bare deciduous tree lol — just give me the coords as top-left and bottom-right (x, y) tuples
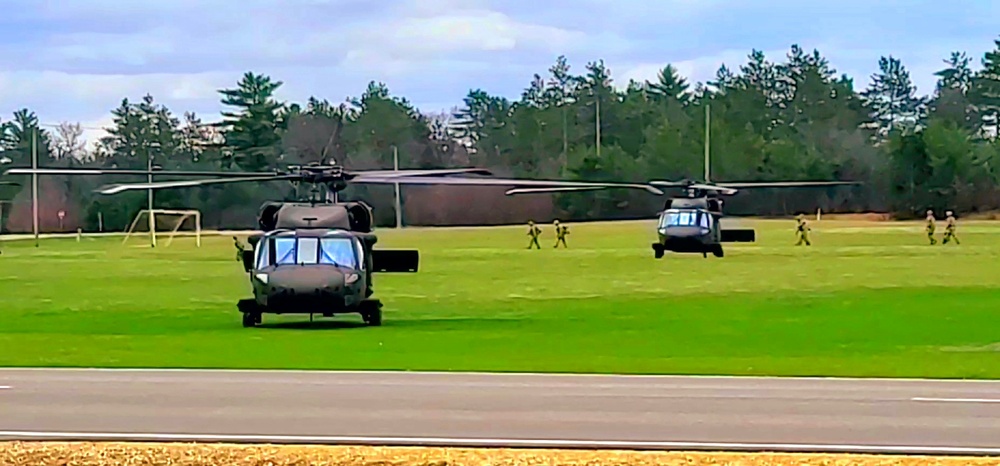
(52, 122), (86, 161)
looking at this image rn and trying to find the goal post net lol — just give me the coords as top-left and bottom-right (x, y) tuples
(123, 209), (202, 247)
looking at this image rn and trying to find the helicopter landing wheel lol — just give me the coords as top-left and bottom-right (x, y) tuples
(362, 307), (382, 326)
(712, 245), (724, 258)
(241, 312), (259, 328)
(360, 299), (383, 326)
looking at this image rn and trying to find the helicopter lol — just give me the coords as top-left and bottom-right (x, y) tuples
(503, 140), (859, 259)
(500, 167), (858, 259)
(642, 177), (858, 258)
(4, 161), (665, 327)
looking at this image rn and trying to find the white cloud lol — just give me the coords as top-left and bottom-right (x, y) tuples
(0, 71), (229, 104)
(0, 70), (233, 150)
(340, 9), (590, 75)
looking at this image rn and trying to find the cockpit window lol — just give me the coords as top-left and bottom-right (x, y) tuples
(660, 209), (712, 228)
(257, 234), (359, 268)
(297, 238), (320, 264)
(319, 238), (358, 268)
(274, 237), (297, 264)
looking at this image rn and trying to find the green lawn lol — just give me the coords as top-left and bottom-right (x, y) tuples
(1, 218), (998, 378)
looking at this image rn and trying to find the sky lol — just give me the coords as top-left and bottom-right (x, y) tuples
(1, 0), (998, 149)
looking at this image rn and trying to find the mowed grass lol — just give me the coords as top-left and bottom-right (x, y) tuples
(1, 217), (999, 378)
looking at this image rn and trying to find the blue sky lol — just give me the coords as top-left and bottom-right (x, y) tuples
(0, 0), (997, 148)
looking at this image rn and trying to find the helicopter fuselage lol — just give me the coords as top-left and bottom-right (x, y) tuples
(236, 202), (419, 328)
(651, 196), (754, 258)
(238, 228), (379, 325)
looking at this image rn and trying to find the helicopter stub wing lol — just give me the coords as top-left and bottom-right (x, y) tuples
(353, 174), (665, 195)
(720, 229), (756, 242)
(372, 249), (419, 272)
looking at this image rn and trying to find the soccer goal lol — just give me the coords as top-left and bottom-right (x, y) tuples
(122, 209), (202, 247)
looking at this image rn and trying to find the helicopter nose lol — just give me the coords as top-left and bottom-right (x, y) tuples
(267, 269), (345, 296)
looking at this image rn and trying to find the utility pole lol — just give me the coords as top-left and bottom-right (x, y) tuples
(704, 103), (711, 183)
(147, 150), (156, 248)
(31, 129), (39, 247)
(595, 97), (602, 157)
(561, 104), (568, 168)
(393, 145), (402, 229)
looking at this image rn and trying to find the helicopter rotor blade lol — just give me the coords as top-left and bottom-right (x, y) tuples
(715, 180), (862, 188)
(348, 168), (494, 178)
(687, 183), (739, 195)
(503, 186), (609, 195)
(353, 175), (665, 195)
(95, 174), (300, 195)
(648, 180), (692, 187)
(3, 167), (280, 177)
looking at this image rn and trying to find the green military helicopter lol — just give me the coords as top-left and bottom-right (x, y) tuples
(505, 104), (860, 258)
(641, 106), (861, 258)
(644, 177), (857, 258)
(5, 161), (664, 327)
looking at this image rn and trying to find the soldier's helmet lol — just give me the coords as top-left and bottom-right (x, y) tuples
(926, 209), (933, 215)
(528, 220), (534, 225)
(796, 214), (804, 220)
(553, 219), (560, 224)
(946, 210), (953, 216)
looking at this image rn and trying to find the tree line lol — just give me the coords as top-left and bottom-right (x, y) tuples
(2, 37), (1000, 233)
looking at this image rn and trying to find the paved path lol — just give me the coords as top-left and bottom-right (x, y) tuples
(1, 368), (999, 455)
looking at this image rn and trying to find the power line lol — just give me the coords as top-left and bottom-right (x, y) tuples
(38, 123), (110, 131)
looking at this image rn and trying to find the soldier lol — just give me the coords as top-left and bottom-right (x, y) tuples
(925, 210), (936, 245)
(942, 210), (959, 245)
(526, 220), (541, 249)
(795, 214), (811, 246)
(554, 222), (569, 248)
(233, 236), (246, 261)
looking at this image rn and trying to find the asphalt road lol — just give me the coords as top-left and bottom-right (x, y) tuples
(1, 368), (1000, 455)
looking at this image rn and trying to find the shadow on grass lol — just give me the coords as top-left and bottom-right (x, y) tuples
(255, 316), (527, 331)
(256, 319), (367, 330)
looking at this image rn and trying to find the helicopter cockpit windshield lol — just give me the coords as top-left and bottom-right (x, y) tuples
(659, 209), (712, 230)
(256, 233), (362, 269)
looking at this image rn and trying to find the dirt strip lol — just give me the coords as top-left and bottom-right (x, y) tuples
(3, 442), (999, 466)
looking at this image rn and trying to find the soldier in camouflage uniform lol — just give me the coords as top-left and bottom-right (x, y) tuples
(554, 222), (569, 248)
(795, 214), (811, 246)
(925, 210), (936, 245)
(233, 236), (246, 260)
(942, 210), (959, 245)
(526, 220), (542, 249)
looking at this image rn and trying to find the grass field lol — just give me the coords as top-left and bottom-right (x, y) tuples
(1, 218), (999, 378)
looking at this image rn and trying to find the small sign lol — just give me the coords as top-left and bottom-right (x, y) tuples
(58, 210), (65, 219)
